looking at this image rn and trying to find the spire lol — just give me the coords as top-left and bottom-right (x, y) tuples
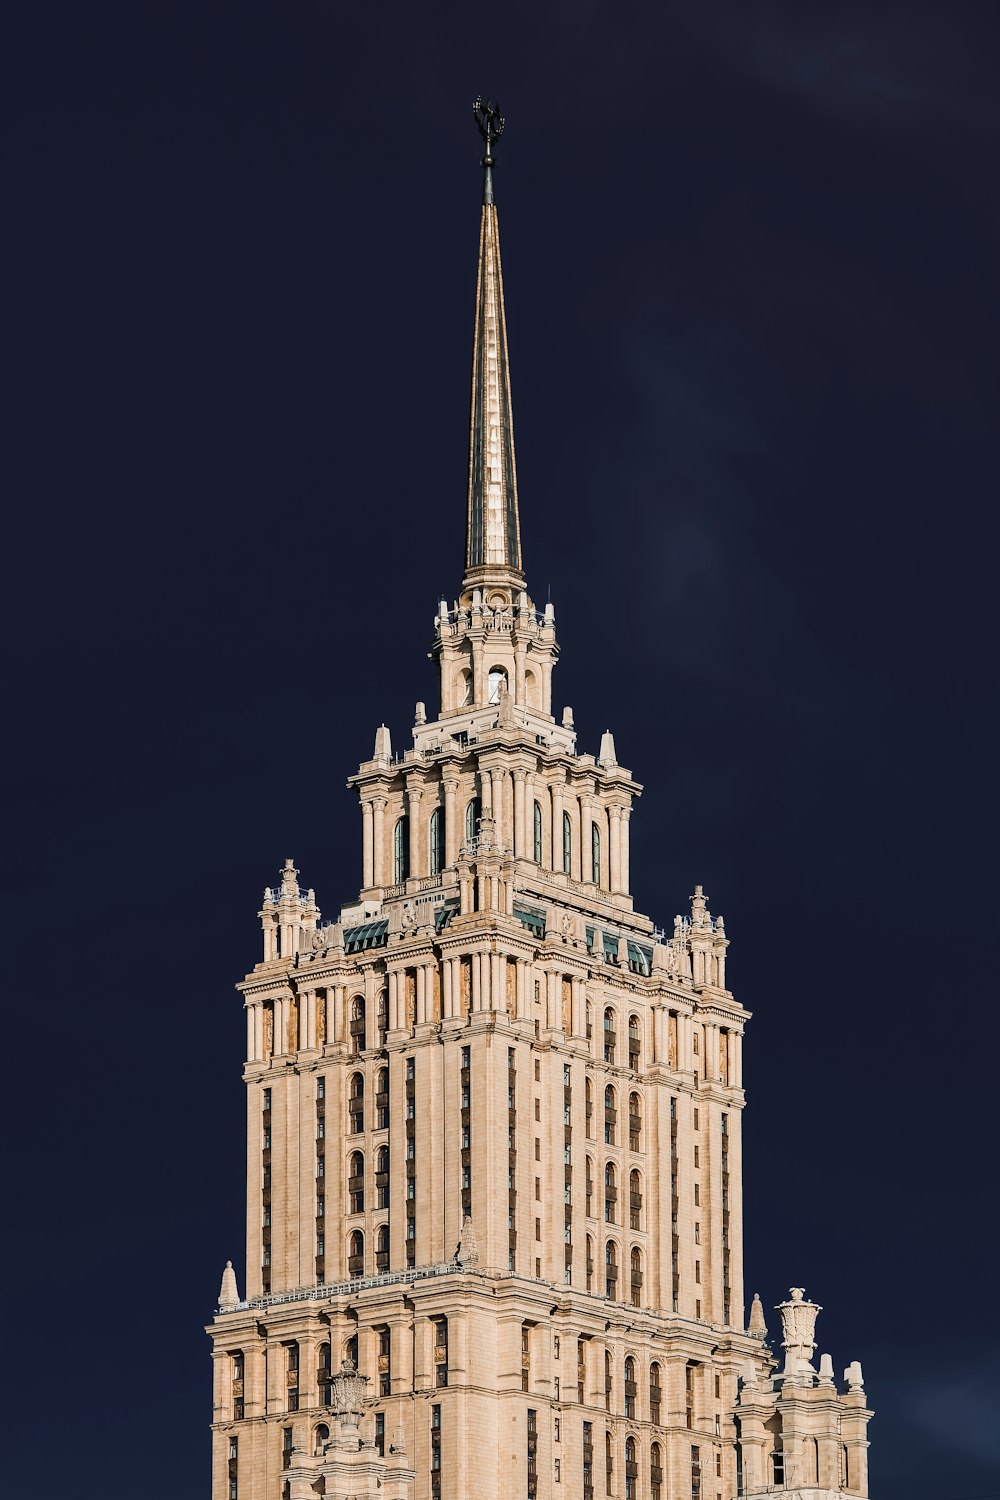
(466, 97), (522, 583)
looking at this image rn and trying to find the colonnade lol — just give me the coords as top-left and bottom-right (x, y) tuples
(359, 766), (632, 894)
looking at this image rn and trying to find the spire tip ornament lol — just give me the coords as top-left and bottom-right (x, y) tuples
(473, 96), (505, 205)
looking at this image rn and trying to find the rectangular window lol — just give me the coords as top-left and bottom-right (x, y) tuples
(375, 1411), (385, 1456)
(316, 1076), (325, 1100)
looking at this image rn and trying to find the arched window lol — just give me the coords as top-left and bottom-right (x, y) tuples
(376, 991), (387, 1044)
(585, 1077), (594, 1138)
(350, 995), (366, 1054)
(465, 797), (481, 846)
(376, 1067), (389, 1129)
(604, 1008), (617, 1065)
(533, 800), (543, 863)
(393, 817), (409, 883)
(605, 1240), (618, 1298)
(625, 1435), (637, 1498)
(586, 1233), (595, 1292)
(604, 1084), (617, 1145)
(630, 1247), (643, 1307)
(651, 1441), (663, 1500)
(348, 1072), (364, 1132)
(585, 1155), (595, 1216)
(345, 1332), (359, 1367)
(376, 1145), (390, 1207)
(604, 1351), (613, 1412)
(650, 1365), (662, 1426)
(629, 1092), (642, 1151)
(562, 810), (572, 873)
(376, 1222), (389, 1267)
(314, 1424), (330, 1455)
(630, 1168), (642, 1230)
(349, 1151), (365, 1213)
(487, 666), (508, 704)
(606, 1429), (614, 1472)
(624, 1357), (636, 1418)
(591, 822), (601, 884)
(459, 667), (472, 706)
(429, 806), (444, 874)
(628, 1015), (641, 1069)
(348, 1229), (364, 1274)
(604, 1161), (617, 1223)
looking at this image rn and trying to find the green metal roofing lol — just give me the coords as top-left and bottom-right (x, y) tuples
(514, 904), (546, 938)
(343, 919), (388, 955)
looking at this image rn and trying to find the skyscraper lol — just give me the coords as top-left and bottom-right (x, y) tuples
(209, 100), (873, 1500)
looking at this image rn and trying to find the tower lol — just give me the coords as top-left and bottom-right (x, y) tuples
(208, 100), (873, 1500)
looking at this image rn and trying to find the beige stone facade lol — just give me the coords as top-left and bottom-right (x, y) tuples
(207, 113), (873, 1500)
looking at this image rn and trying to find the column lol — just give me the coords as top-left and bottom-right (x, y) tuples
(372, 797), (386, 887)
(443, 777), (459, 867)
(609, 805), (622, 893)
(514, 644), (526, 703)
(490, 951), (502, 1014)
(480, 760), (492, 818)
(472, 639), (485, 705)
(513, 769), (526, 858)
(416, 964), (427, 1025)
(443, 957), (454, 1019)
(408, 786), (422, 878)
(362, 800), (374, 888)
(471, 953), (482, 1012)
(551, 778), (564, 874)
(253, 1004), (264, 1061)
(620, 807), (631, 894)
(491, 768), (505, 847)
(516, 959), (527, 1019)
(246, 1006), (255, 1062)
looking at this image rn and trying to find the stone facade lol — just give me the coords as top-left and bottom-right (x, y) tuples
(207, 111), (873, 1500)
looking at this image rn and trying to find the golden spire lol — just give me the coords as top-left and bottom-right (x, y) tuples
(465, 98), (522, 582)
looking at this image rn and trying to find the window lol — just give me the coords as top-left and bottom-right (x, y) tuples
(651, 1442), (663, 1500)
(630, 1247), (642, 1306)
(625, 1436), (637, 1500)
(604, 1161), (616, 1223)
(604, 1084), (616, 1145)
(624, 1356), (636, 1418)
(349, 1150), (365, 1213)
(465, 797), (481, 846)
(429, 806), (444, 874)
(378, 1326), (391, 1396)
(376, 1145), (390, 1208)
(376, 1068), (389, 1131)
(603, 1010), (616, 1066)
(434, 1317), (449, 1387)
(348, 1072), (364, 1131)
(282, 1427), (293, 1470)
(314, 1423), (329, 1454)
(628, 1015), (641, 1068)
(350, 995), (366, 1054)
(563, 811), (572, 873)
(534, 800), (543, 862)
(629, 1169), (642, 1230)
(348, 1229), (364, 1274)
(591, 822), (601, 884)
(374, 1413), (385, 1457)
(605, 1240), (618, 1299)
(393, 817), (409, 883)
(650, 1363), (662, 1426)
(487, 666), (508, 703)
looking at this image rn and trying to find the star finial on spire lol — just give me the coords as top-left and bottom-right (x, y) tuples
(473, 96), (505, 205)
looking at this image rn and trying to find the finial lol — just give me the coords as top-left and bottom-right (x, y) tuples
(218, 1259), (240, 1311)
(473, 96), (505, 205)
(748, 1291), (767, 1337)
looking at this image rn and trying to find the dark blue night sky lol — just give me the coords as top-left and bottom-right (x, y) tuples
(4, 4), (998, 1497)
